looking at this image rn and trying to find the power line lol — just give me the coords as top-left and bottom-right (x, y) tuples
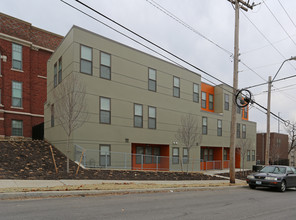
(240, 34), (296, 55)
(278, 0), (296, 30)
(146, 0), (267, 85)
(244, 74), (296, 89)
(145, 0), (233, 56)
(263, 0), (296, 47)
(240, 60), (267, 82)
(241, 10), (296, 72)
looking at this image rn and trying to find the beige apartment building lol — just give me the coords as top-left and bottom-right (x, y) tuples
(44, 26), (256, 171)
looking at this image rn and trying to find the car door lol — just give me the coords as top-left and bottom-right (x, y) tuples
(290, 167), (296, 187)
(286, 167), (296, 187)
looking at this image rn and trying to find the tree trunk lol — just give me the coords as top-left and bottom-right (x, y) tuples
(67, 135), (70, 173)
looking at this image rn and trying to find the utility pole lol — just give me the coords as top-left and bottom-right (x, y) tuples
(228, 0), (255, 183)
(265, 76), (272, 165)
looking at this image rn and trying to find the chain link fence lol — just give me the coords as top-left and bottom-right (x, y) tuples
(75, 144), (229, 171)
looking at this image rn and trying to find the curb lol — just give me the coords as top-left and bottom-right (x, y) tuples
(0, 185), (246, 200)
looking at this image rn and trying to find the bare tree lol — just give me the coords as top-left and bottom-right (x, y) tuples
(54, 74), (88, 173)
(286, 122), (296, 155)
(236, 138), (253, 176)
(175, 114), (202, 172)
(270, 140), (280, 165)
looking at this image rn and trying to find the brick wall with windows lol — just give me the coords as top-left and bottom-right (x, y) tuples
(0, 13), (63, 138)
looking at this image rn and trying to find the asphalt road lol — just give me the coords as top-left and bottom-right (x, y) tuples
(1, 186), (296, 220)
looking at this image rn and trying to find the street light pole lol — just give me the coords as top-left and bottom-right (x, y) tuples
(265, 56), (296, 165)
(265, 76), (271, 165)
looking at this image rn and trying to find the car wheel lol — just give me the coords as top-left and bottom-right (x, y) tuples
(249, 184), (256, 189)
(279, 181), (286, 192)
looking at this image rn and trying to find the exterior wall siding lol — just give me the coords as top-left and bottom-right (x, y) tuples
(45, 26), (257, 170)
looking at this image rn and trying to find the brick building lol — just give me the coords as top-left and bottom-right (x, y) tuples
(256, 133), (289, 165)
(0, 13), (63, 138)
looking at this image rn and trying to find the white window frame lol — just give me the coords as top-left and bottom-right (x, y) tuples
(148, 106), (156, 129)
(12, 43), (22, 70)
(80, 45), (92, 75)
(134, 104), (143, 128)
(148, 68), (156, 92)
(100, 97), (111, 124)
(100, 51), (111, 79)
(193, 83), (199, 103)
(12, 81), (22, 107)
(173, 76), (180, 98)
(12, 120), (23, 136)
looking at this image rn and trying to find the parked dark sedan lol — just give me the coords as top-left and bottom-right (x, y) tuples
(246, 165), (296, 192)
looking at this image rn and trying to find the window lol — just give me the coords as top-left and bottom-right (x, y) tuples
(236, 123), (240, 138)
(148, 68), (156, 91)
(204, 149), (208, 161)
(172, 147), (179, 164)
(51, 104), (54, 127)
(173, 76), (180, 97)
(12, 43), (22, 70)
(237, 106), (241, 114)
(252, 150), (255, 161)
(136, 146), (144, 164)
(54, 63), (57, 87)
(202, 117), (207, 135)
(217, 119), (222, 136)
(134, 104), (143, 128)
(209, 94), (214, 110)
(209, 149), (214, 161)
(100, 145), (111, 166)
(247, 150), (250, 161)
(223, 149), (227, 161)
(224, 94), (229, 111)
(148, 106), (156, 129)
(80, 45), (92, 75)
(201, 148), (213, 162)
(100, 97), (111, 124)
(154, 147), (160, 163)
(136, 146), (160, 164)
(183, 148), (189, 164)
(12, 81), (22, 107)
(12, 120), (23, 136)
(201, 92), (206, 108)
(58, 57), (62, 84)
(242, 124), (246, 139)
(145, 146), (152, 164)
(193, 83), (199, 103)
(100, 52), (111, 79)
(243, 107), (248, 119)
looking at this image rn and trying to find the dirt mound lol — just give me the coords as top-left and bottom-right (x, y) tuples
(0, 141), (223, 181)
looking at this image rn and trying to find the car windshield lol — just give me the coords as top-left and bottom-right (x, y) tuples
(260, 166), (286, 174)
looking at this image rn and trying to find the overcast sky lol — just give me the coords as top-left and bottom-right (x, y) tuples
(2, 0), (296, 133)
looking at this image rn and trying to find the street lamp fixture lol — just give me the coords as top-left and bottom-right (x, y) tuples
(272, 56), (296, 82)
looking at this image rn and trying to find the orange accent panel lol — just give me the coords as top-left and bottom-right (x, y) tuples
(131, 143), (169, 171)
(242, 106), (249, 121)
(201, 83), (215, 112)
(214, 148), (222, 161)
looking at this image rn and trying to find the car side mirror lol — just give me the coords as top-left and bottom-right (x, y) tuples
(287, 171), (294, 175)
